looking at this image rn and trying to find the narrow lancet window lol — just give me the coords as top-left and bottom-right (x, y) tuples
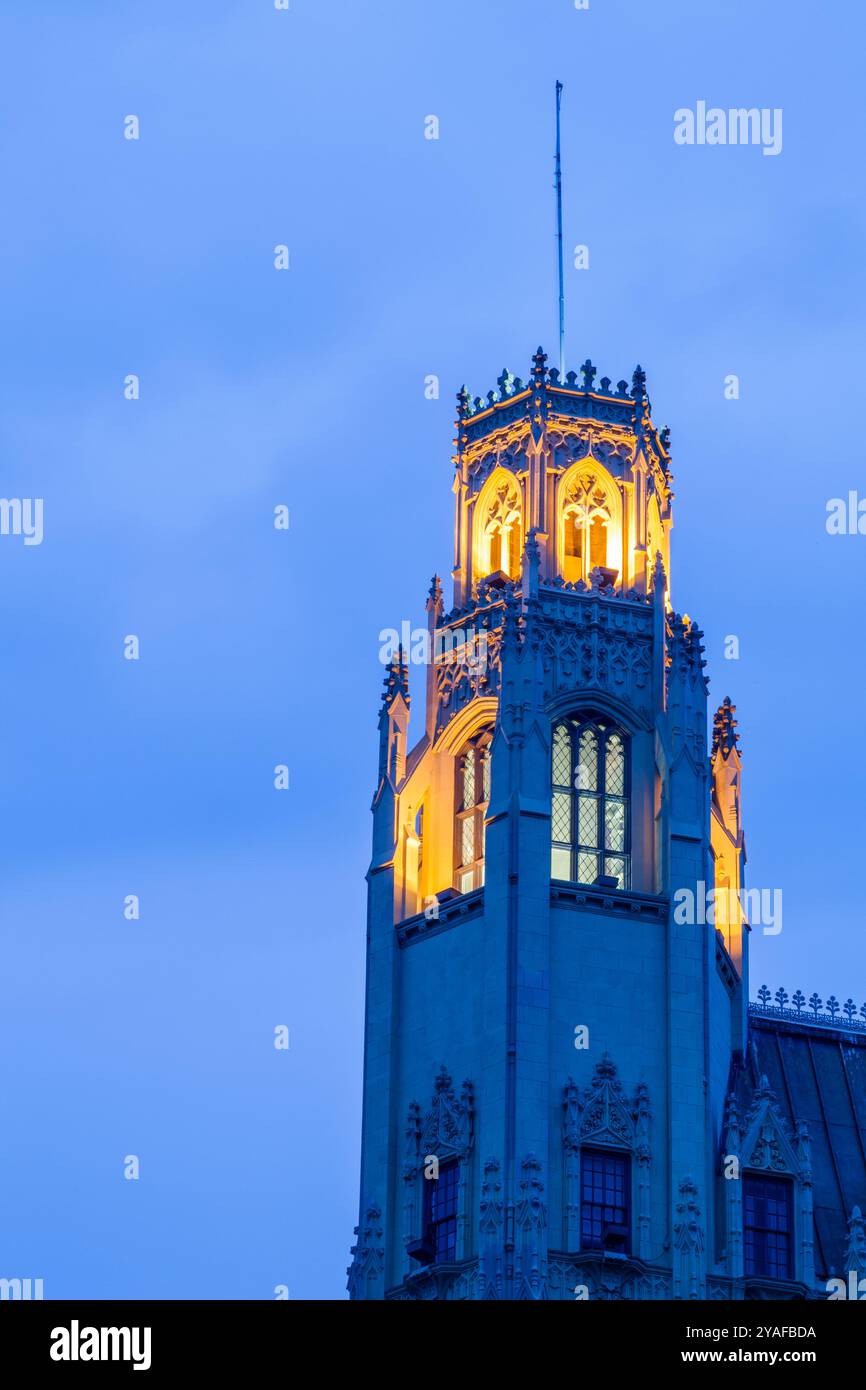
(455, 732), (492, 893)
(550, 715), (630, 889)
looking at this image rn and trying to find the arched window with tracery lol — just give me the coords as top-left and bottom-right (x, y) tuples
(551, 714), (630, 889)
(455, 731), (491, 893)
(477, 476), (522, 582)
(561, 473), (613, 584)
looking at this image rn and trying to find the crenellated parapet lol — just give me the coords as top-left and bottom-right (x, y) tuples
(457, 352), (669, 466)
(455, 354), (671, 486)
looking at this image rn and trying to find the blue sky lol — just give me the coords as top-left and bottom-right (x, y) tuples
(0, 1), (863, 1299)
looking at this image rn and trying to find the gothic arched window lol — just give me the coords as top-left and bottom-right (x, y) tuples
(477, 475), (522, 582)
(455, 732), (491, 894)
(561, 475), (612, 584)
(550, 715), (630, 889)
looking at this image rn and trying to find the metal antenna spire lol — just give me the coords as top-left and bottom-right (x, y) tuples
(554, 80), (565, 378)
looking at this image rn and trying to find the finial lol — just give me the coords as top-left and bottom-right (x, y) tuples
(580, 358), (596, 391)
(724, 1092), (740, 1128)
(596, 1051), (617, 1079)
(523, 528), (541, 601)
(845, 1206), (866, 1277)
(712, 696), (741, 760)
(381, 645), (410, 710)
(651, 550), (667, 597)
(530, 349), (549, 443)
(426, 575), (443, 623)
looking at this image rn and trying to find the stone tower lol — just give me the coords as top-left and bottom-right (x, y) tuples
(348, 351), (861, 1300)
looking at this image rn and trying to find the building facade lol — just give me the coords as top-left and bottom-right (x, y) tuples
(348, 351), (866, 1300)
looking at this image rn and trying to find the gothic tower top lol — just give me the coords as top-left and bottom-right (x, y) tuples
(451, 348), (673, 611)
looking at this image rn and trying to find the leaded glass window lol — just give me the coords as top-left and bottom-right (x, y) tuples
(580, 1149), (630, 1253)
(743, 1175), (792, 1281)
(552, 722), (571, 786)
(550, 714), (631, 889)
(461, 747), (476, 810)
(423, 1158), (460, 1264)
(455, 731), (492, 893)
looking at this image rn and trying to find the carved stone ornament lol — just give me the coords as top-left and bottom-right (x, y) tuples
(741, 1075), (798, 1174)
(346, 1203), (384, 1299)
(418, 1065), (474, 1160)
(564, 1052), (641, 1150)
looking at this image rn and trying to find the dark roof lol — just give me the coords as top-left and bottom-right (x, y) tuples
(745, 1014), (866, 1278)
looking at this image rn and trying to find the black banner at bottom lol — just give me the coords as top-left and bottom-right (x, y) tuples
(1, 1297), (861, 1376)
